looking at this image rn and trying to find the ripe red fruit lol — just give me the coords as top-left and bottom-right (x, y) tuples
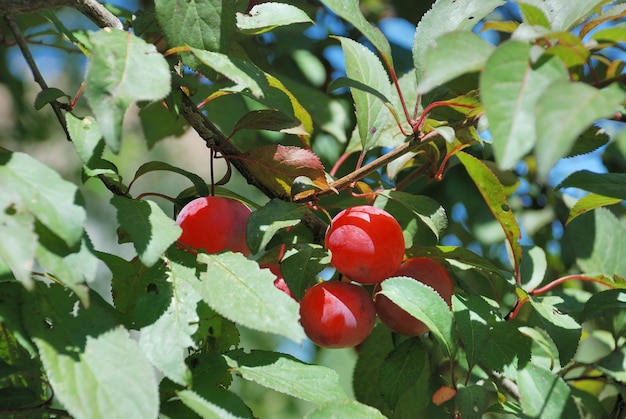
(299, 281), (376, 349)
(176, 196), (252, 255)
(374, 257), (454, 336)
(324, 206), (405, 284)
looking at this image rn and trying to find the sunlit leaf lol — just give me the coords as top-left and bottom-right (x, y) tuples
(413, 0), (505, 81)
(457, 152), (523, 276)
(236, 3), (313, 34)
(155, 0), (235, 67)
(565, 208), (626, 278)
(418, 31), (495, 94)
(138, 252), (201, 386)
(529, 295), (581, 366)
(86, 30), (170, 152)
(378, 276), (456, 357)
(304, 399), (386, 419)
(535, 82), (625, 179)
(66, 114), (118, 178)
(335, 36), (394, 152)
(480, 41), (568, 170)
(195, 253), (305, 342)
(517, 363), (581, 419)
(519, 0), (613, 31)
(320, 0), (393, 67)
(111, 196), (181, 267)
(225, 350), (346, 405)
(191, 47), (265, 98)
(177, 389), (249, 419)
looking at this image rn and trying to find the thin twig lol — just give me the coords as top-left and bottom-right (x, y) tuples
(4, 14), (70, 140)
(0, 0), (122, 30)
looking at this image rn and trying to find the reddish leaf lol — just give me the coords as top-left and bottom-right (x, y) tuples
(432, 385), (457, 406)
(238, 145), (328, 197)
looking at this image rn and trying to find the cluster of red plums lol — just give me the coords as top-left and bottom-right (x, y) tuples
(176, 196), (455, 349)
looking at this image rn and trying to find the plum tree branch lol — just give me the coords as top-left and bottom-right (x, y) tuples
(0, 0), (122, 29)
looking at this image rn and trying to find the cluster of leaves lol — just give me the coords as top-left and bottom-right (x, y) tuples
(1, 0), (626, 418)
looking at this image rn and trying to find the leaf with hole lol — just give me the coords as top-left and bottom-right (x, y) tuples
(236, 3), (313, 34)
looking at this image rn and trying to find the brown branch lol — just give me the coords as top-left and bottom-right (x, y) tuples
(0, 0), (122, 29)
(4, 14), (70, 140)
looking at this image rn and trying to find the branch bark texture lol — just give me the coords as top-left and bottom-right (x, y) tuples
(0, 0), (122, 29)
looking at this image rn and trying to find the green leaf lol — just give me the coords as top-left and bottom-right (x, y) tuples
(195, 252), (305, 342)
(111, 196), (181, 267)
(236, 3), (313, 34)
(519, 0), (613, 31)
(191, 47), (265, 98)
(535, 82), (626, 179)
(304, 399), (386, 419)
(591, 25), (626, 42)
(0, 148), (85, 247)
(102, 252), (172, 328)
(558, 170), (626, 200)
(0, 191), (36, 287)
(35, 228), (97, 306)
(517, 364), (581, 419)
(375, 191), (448, 241)
(517, 2), (551, 28)
(352, 325), (394, 416)
(480, 41), (569, 170)
(335, 36), (394, 152)
(177, 389), (248, 419)
(138, 253), (201, 386)
(281, 244), (330, 300)
(379, 338), (426, 408)
(529, 295), (582, 366)
(0, 147), (85, 258)
(565, 208), (626, 278)
(130, 161), (210, 197)
(66, 113), (119, 178)
(34, 87), (69, 110)
(566, 192), (622, 230)
(596, 347), (626, 382)
(320, 0), (393, 67)
(86, 30), (171, 153)
(378, 276), (456, 358)
(232, 109), (308, 136)
(457, 152), (523, 275)
(409, 246), (508, 281)
(0, 282), (36, 356)
(418, 31), (495, 94)
(482, 322), (531, 372)
(456, 385), (495, 418)
(225, 349), (346, 405)
(565, 124), (609, 158)
(21, 283), (156, 419)
(520, 245), (547, 292)
(37, 327), (159, 419)
(413, 0), (505, 81)
(155, 0), (235, 65)
(246, 199), (307, 254)
(139, 102), (188, 149)
(453, 294), (495, 369)
(579, 289), (626, 323)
